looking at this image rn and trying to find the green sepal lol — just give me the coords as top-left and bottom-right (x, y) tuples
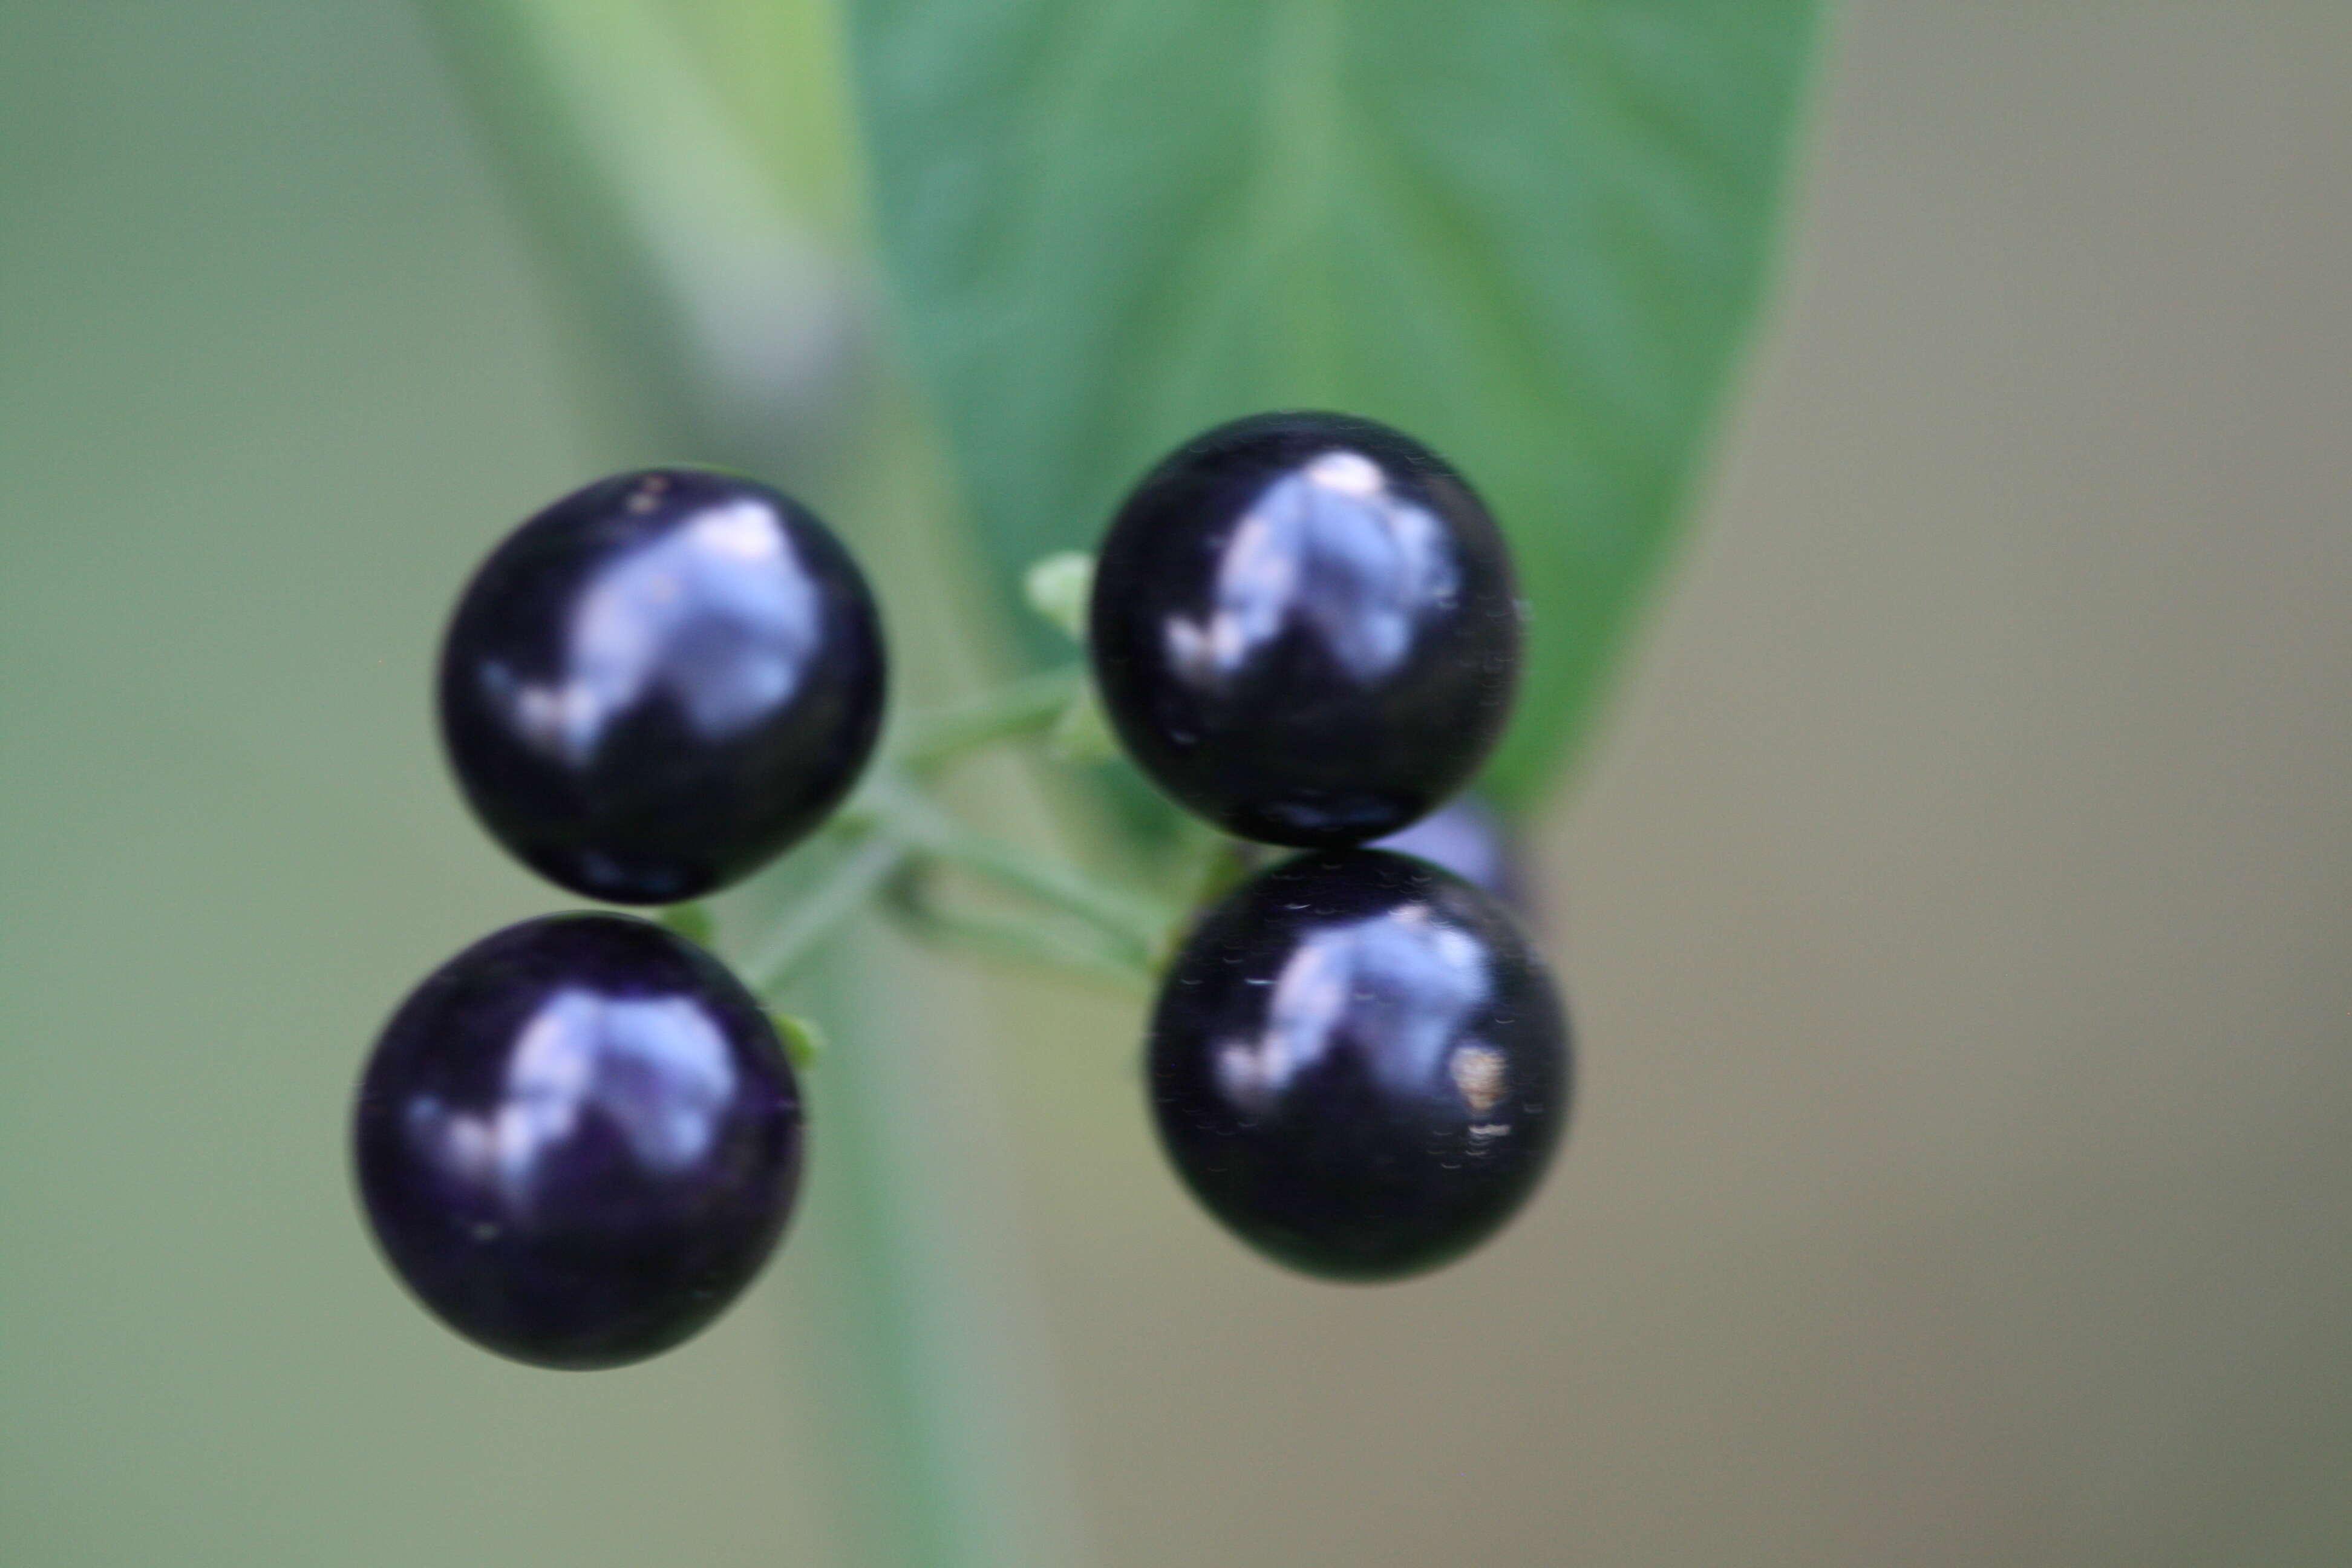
(1021, 551), (1094, 644)
(658, 901), (715, 947)
(767, 1008), (827, 1073)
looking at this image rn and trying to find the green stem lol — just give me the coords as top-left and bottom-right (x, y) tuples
(883, 865), (1152, 988)
(413, 0), (849, 465)
(864, 771), (1175, 961)
(740, 762), (1176, 989)
(786, 945), (1087, 1568)
(746, 827), (912, 990)
(890, 663), (1085, 771)
(916, 831), (1166, 964)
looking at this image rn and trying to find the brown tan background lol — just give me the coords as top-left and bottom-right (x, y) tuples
(2, 3), (2346, 1564)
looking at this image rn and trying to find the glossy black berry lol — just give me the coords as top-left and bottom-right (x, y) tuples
(1089, 413), (1521, 846)
(440, 468), (886, 904)
(1148, 849), (1569, 1279)
(354, 913), (803, 1368)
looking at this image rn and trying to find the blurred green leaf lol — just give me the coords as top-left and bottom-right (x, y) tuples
(844, 0), (1820, 806)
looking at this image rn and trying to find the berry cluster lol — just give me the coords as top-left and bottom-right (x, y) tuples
(1092, 414), (1570, 1280)
(354, 413), (1571, 1370)
(357, 469), (878, 1368)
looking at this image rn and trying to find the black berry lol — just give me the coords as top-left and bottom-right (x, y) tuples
(1089, 413), (1520, 846)
(1148, 849), (1569, 1279)
(353, 913), (803, 1368)
(440, 468), (886, 904)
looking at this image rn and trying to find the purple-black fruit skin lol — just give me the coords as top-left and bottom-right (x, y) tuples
(1089, 413), (1521, 848)
(354, 913), (803, 1369)
(1149, 849), (1569, 1280)
(439, 468), (886, 904)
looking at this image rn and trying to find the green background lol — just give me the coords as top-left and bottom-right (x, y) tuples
(5, 3), (2350, 1565)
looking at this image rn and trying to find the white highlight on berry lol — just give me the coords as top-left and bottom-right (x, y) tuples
(493, 497), (819, 763)
(1162, 448), (1459, 690)
(1214, 901), (1493, 1115)
(408, 990), (739, 1212)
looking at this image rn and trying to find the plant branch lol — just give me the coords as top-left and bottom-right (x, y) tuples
(861, 771), (1175, 962)
(883, 866), (1152, 989)
(747, 826), (912, 992)
(413, 0), (854, 465)
(890, 664), (1085, 771)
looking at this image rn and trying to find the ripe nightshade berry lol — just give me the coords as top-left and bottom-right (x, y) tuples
(1148, 849), (1569, 1279)
(354, 913), (803, 1368)
(1088, 413), (1521, 846)
(440, 468), (886, 904)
